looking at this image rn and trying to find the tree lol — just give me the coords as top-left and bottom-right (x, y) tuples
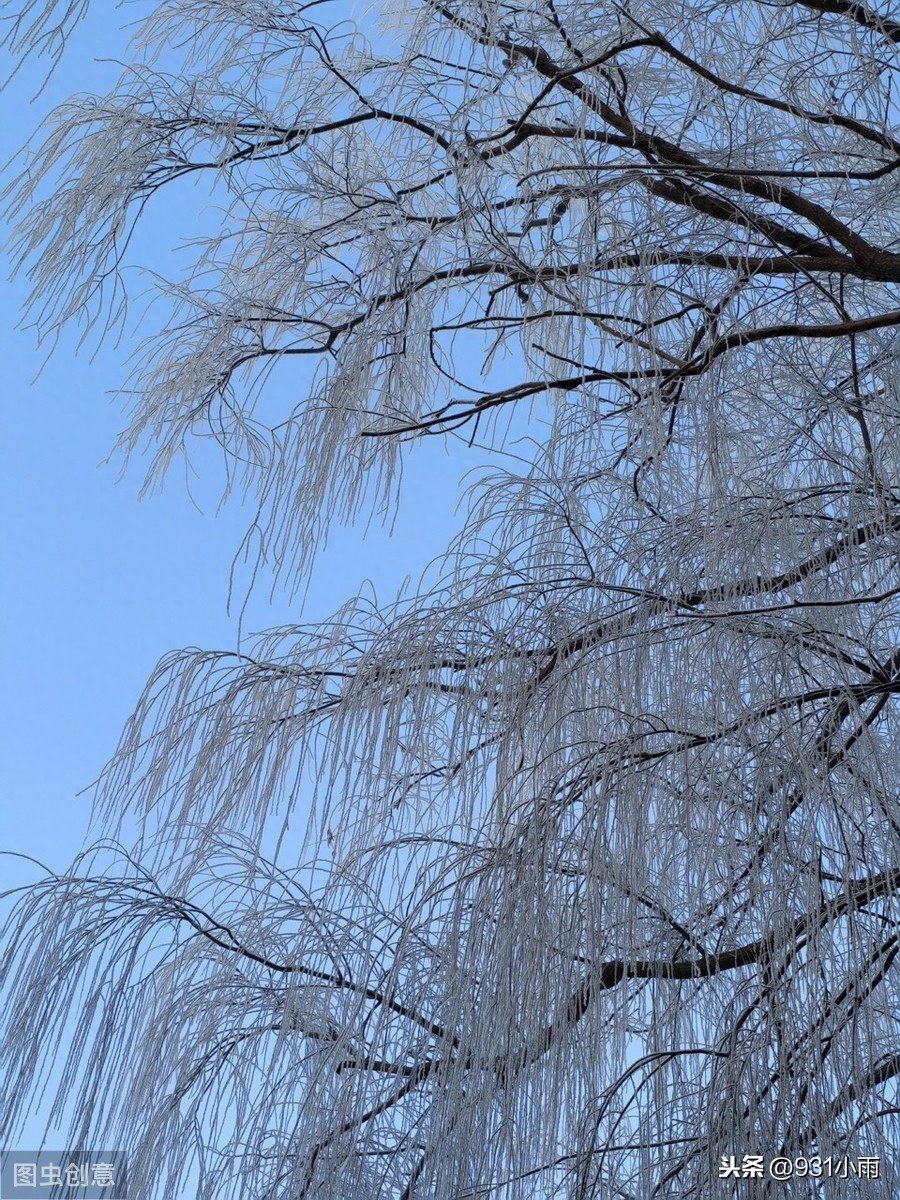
(3, 0), (900, 1193)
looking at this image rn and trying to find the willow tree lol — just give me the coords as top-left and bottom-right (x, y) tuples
(3, 0), (900, 1194)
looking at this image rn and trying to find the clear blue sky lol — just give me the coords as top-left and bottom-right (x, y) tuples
(0, 3), (481, 894)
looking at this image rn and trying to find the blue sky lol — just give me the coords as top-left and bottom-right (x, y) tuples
(0, 4), (503, 1155)
(0, 3), (479, 894)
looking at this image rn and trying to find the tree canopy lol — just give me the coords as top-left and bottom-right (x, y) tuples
(3, 0), (900, 1194)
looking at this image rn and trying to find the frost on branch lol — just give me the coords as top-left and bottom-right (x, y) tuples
(3, 0), (900, 1195)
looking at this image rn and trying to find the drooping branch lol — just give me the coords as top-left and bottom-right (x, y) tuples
(5, 0), (900, 1195)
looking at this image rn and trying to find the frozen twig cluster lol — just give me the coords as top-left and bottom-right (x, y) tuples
(3, 0), (900, 1194)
